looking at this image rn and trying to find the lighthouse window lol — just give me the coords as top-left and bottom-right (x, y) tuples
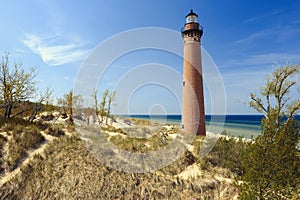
(183, 80), (185, 86)
(186, 15), (198, 23)
(182, 124), (184, 129)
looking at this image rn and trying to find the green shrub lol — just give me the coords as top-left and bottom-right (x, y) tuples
(101, 125), (124, 133)
(239, 65), (300, 199)
(240, 119), (300, 199)
(110, 135), (148, 152)
(203, 136), (248, 176)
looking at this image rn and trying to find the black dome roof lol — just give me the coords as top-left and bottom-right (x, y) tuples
(186, 9), (198, 18)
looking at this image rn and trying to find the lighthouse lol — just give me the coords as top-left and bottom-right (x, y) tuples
(181, 9), (206, 136)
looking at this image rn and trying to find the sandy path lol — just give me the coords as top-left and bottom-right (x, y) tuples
(0, 131), (55, 187)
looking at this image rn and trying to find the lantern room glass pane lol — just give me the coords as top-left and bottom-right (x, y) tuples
(186, 15), (198, 23)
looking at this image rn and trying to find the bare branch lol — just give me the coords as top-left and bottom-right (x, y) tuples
(0, 53), (37, 119)
(250, 93), (268, 114)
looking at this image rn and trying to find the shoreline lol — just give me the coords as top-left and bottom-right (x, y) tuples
(109, 116), (255, 144)
(117, 114), (263, 139)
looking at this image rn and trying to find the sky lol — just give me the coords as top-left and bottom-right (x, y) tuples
(0, 0), (300, 115)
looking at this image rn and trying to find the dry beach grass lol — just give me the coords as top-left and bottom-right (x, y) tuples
(0, 114), (238, 199)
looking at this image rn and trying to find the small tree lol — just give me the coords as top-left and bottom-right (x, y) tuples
(28, 88), (53, 122)
(92, 89), (116, 125)
(106, 91), (116, 125)
(92, 89), (101, 124)
(99, 89), (109, 122)
(0, 53), (36, 119)
(58, 90), (82, 123)
(240, 64), (300, 199)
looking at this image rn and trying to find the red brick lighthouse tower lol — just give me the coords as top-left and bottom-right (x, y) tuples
(181, 9), (206, 136)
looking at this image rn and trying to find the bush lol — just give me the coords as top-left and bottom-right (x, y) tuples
(45, 126), (65, 137)
(240, 119), (300, 199)
(203, 136), (248, 176)
(101, 125), (124, 133)
(240, 65), (300, 199)
(21, 126), (45, 149)
(110, 135), (148, 152)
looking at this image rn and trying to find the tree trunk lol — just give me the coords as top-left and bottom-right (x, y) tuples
(69, 107), (73, 122)
(96, 113), (101, 124)
(4, 103), (12, 119)
(106, 107), (110, 125)
(29, 110), (37, 122)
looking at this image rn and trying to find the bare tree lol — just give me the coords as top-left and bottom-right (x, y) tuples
(106, 91), (116, 125)
(92, 89), (101, 124)
(0, 53), (36, 119)
(58, 90), (82, 123)
(92, 89), (115, 125)
(28, 88), (53, 122)
(99, 89), (109, 123)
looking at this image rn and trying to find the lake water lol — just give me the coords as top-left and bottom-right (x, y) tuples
(121, 115), (300, 139)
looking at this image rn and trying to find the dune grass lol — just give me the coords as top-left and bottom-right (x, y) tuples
(3, 125), (45, 171)
(0, 116), (240, 199)
(0, 134), (238, 199)
(110, 134), (166, 153)
(0, 134), (7, 174)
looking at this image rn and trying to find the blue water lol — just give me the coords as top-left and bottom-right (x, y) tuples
(120, 115), (300, 139)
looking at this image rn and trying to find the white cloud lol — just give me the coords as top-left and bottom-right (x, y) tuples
(242, 10), (284, 24)
(23, 34), (89, 66)
(235, 29), (275, 45)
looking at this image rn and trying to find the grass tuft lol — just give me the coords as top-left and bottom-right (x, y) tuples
(3, 124), (45, 171)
